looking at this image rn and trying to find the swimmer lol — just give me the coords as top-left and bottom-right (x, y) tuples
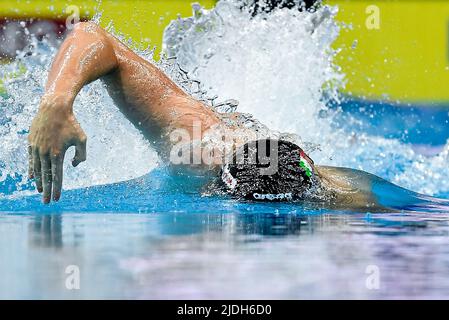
(27, 22), (404, 211)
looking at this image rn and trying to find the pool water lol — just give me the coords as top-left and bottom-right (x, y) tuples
(2, 209), (449, 299)
(1, 166), (449, 299)
(2, 0), (449, 299)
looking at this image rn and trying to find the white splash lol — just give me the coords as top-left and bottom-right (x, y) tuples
(1, 0), (449, 198)
(163, 0), (449, 196)
(0, 40), (158, 194)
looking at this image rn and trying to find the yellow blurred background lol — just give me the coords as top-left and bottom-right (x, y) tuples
(329, 0), (449, 104)
(1, 0), (449, 105)
(0, 0), (217, 54)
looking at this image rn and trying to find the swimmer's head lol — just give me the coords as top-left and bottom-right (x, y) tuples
(215, 139), (316, 201)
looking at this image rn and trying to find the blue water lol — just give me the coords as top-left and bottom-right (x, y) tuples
(2, 102), (449, 299)
(2, 1), (449, 299)
(334, 97), (449, 146)
(2, 167), (449, 215)
(2, 211), (449, 299)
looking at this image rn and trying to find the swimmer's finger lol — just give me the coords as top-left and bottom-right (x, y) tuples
(28, 145), (34, 179)
(72, 137), (87, 167)
(33, 148), (43, 193)
(51, 154), (64, 202)
(41, 155), (52, 204)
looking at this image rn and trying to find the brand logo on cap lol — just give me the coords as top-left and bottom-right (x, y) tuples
(253, 193), (293, 201)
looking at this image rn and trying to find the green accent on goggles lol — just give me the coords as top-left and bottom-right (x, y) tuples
(299, 160), (312, 178)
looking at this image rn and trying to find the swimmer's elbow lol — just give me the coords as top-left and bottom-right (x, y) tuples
(71, 21), (104, 36)
(70, 22), (114, 49)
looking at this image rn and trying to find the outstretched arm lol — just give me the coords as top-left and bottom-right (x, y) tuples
(28, 22), (217, 204)
(28, 22), (121, 204)
(45, 23), (118, 98)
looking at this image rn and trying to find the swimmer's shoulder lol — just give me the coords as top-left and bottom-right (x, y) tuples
(315, 165), (364, 190)
(316, 165), (383, 187)
(315, 165), (397, 212)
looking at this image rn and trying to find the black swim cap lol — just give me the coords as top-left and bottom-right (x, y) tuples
(217, 139), (316, 201)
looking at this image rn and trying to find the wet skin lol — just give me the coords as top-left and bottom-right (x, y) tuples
(28, 22), (393, 210)
(28, 22), (220, 203)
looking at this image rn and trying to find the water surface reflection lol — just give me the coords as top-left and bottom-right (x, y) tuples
(1, 212), (449, 299)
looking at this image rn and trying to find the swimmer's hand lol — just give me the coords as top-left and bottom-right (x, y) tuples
(28, 95), (87, 204)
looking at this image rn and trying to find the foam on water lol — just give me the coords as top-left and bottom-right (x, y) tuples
(0, 39), (158, 195)
(1, 0), (449, 199)
(163, 0), (449, 197)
